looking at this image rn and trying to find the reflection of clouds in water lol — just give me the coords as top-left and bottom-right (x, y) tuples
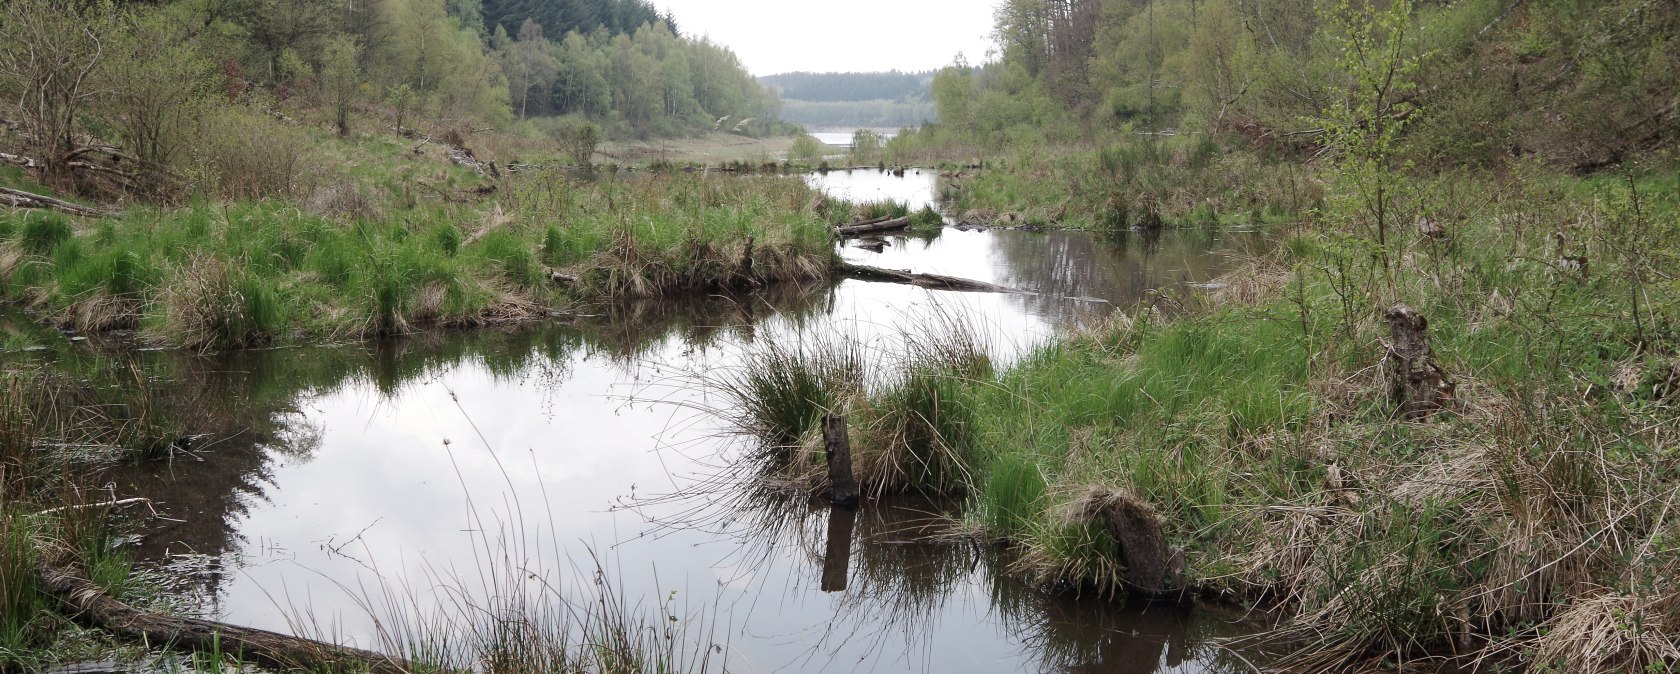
(807, 169), (939, 212)
(107, 173), (1262, 672)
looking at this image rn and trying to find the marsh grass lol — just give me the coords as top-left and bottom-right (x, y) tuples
(0, 367), (164, 673)
(698, 306), (997, 497)
(699, 169), (1680, 672)
(1, 171), (836, 350)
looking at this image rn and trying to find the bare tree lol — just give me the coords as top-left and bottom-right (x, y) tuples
(0, 0), (113, 187)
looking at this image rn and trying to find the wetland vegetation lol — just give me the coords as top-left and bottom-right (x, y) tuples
(2, 0), (1678, 672)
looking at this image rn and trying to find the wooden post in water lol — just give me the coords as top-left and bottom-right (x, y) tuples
(821, 505), (857, 593)
(821, 414), (859, 507)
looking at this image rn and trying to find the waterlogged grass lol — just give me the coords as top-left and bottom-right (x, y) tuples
(0, 172), (835, 350)
(712, 170), (1680, 672)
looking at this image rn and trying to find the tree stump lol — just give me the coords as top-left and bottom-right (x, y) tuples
(821, 414), (859, 507)
(1384, 303), (1455, 420)
(1075, 489), (1185, 602)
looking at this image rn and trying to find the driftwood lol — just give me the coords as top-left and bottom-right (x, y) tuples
(1384, 303), (1455, 419)
(39, 562), (415, 674)
(836, 262), (1022, 294)
(834, 217), (910, 237)
(1074, 489), (1187, 602)
(0, 186), (117, 218)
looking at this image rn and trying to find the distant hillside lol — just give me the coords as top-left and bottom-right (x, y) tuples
(761, 71), (937, 129)
(760, 71), (933, 102)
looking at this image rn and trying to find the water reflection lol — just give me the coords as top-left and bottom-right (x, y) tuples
(40, 170), (1272, 674)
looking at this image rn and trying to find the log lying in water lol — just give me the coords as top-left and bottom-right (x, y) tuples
(0, 186), (117, 218)
(836, 262), (1023, 294)
(834, 217), (910, 237)
(39, 562), (415, 674)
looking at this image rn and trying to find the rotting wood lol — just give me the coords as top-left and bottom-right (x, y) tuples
(1074, 489), (1186, 603)
(1, 152), (38, 168)
(848, 215), (894, 227)
(836, 262), (1024, 294)
(834, 217), (910, 237)
(39, 562), (416, 674)
(1417, 215), (1447, 240)
(0, 186), (117, 218)
(821, 414), (859, 508)
(1384, 303), (1455, 420)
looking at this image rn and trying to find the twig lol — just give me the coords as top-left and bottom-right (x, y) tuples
(35, 497), (153, 516)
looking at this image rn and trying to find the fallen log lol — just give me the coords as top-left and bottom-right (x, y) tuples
(836, 261), (1023, 293)
(834, 217), (909, 237)
(39, 562), (416, 674)
(847, 215), (894, 227)
(0, 152), (38, 168)
(0, 186), (118, 218)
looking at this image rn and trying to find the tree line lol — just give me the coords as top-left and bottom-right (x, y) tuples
(922, 0), (1678, 169)
(0, 0), (782, 198)
(481, 0), (673, 38)
(760, 70), (934, 103)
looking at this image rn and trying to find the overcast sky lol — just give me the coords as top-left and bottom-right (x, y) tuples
(657, 1), (1001, 76)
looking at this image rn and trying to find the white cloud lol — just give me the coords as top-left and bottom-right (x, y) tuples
(659, 0), (1000, 75)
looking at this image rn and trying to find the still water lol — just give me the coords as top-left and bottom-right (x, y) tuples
(98, 170), (1262, 673)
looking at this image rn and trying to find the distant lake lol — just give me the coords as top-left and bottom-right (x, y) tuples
(811, 128), (901, 147)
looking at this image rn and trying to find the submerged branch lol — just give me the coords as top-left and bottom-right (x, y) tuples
(835, 261), (1025, 293)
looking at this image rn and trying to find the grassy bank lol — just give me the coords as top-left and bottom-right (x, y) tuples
(0, 169), (834, 352)
(708, 167), (1680, 671)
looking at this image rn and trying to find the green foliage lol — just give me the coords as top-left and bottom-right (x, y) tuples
(909, 0), (1677, 172)
(788, 133), (823, 164)
(20, 213), (73, 256)
(551, 119), (602, 165)
(849, 130), (884, 165)
(0, 513), (48, 670)
(0, 173), (834, 348)
(321, 35), (363, 137)
(100, 9), (217, 193)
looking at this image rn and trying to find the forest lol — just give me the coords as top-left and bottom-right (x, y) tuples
(1, 0), (783, 160)
(897, 0), (1676, 171)
(762, 70), (938, 129)
(5, 1), (1680, 673)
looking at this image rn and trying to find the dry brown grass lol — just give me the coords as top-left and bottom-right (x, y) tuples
(1531, 591), (1680, 673)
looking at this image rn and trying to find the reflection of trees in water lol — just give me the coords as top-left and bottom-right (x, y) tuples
(97, 283), (838, 609)
(988, 229), (1254, 331)
(987, 571), (1249, 674)
(670, 485), (1249, 674)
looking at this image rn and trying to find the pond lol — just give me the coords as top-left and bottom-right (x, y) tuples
(82, 170), (1265, 673)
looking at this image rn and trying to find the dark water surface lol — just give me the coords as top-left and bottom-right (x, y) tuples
(80, 170), (1263, 673)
